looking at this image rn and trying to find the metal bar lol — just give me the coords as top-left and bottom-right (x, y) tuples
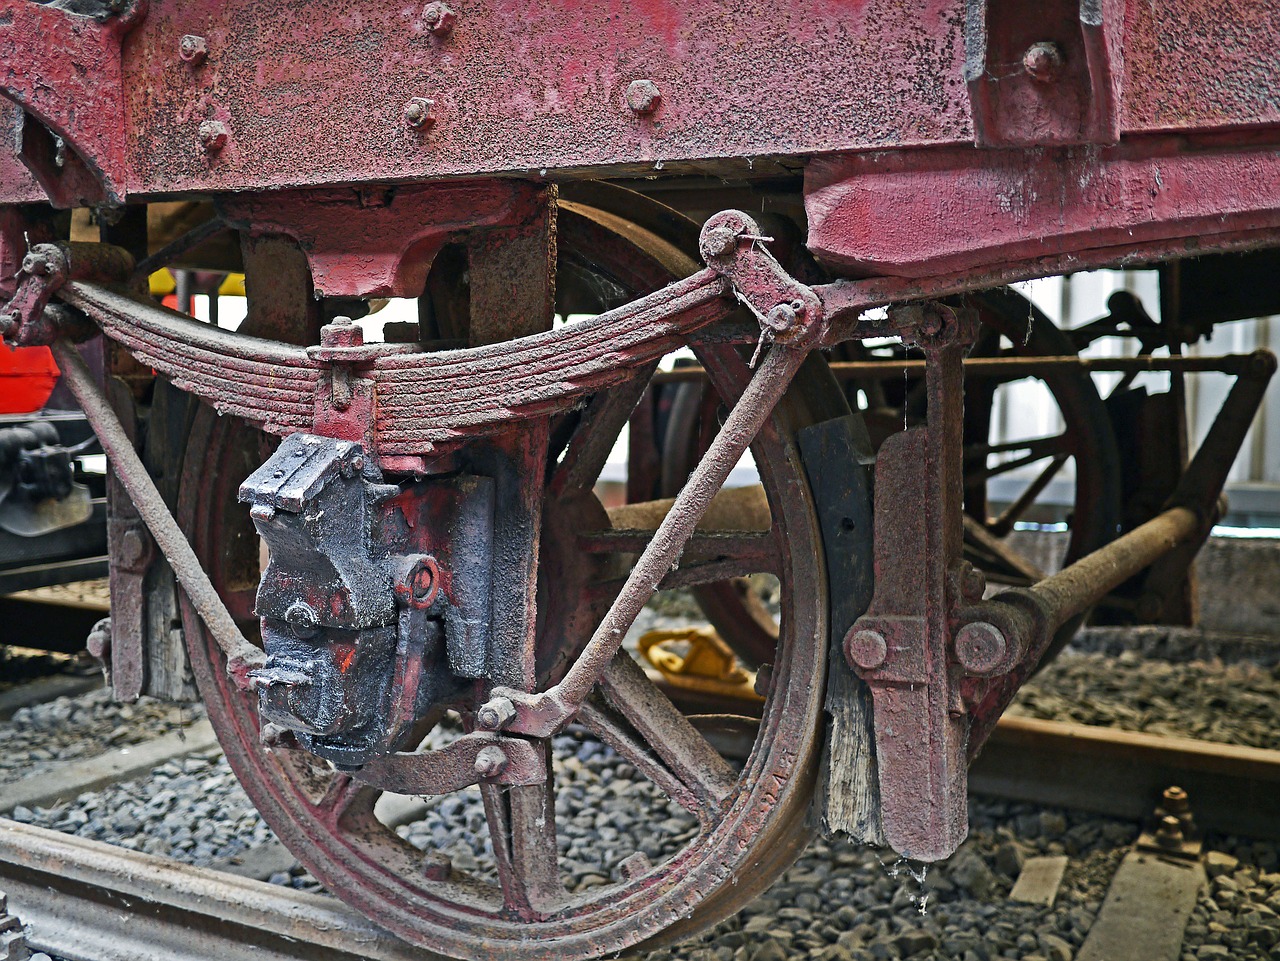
(482, 342), (808, 736)
(0, 819), (433, 961)
(816, 225), (1280, 339)
(555, 343), (807, 709)
(49, 340), (265, 684)
(651, 352), (1267, 384)
(1025, 506), (1200, 633)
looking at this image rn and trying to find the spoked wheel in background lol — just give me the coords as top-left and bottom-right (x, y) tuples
(663, 287), (1123, 665)
(175, 188), (854, 960)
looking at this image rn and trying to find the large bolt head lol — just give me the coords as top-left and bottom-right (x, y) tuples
(626, 79), (662, 115)
(477, 696), (516, 731)
(845, 628), (887, 671)
(763, 300), (805, 335)
(700, 225), (738, 261)
(285, 601), (321, 640)
(473, 745), (508, 779)
(954, 621), (1008, 676)
(423, 2), (456, 35)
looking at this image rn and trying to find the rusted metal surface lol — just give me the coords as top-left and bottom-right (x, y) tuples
(965, 0), (1124, 147)
(0, 819), (439, 961)
(163, 197), (839, 960)
(806, 140), (1280, 277)
(1, 0), (1277, 944)
(1, 0), (972, 200)
(54, 270), (732, 458)
(3, 1), (1279, 205)
(962, 349), (1278, 754)
(842, 303), (976, 862)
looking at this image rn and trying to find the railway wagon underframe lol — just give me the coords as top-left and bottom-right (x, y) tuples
(1, 0), (1279, 957)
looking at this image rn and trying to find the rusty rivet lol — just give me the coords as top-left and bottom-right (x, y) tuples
(423, 2), (456, 35)
(198, 119), (229, 153)
(954, 621), (1008, 675)
(1023, 41), (1064, 83)
(477, 696), (516, 731)
(845, 628), (887, 671)
(404, 97), (436, 130)
(474, 745), (508, 779)
(179, 34), (208, 65)
(119, 527), (147, 567)
(626, 79), (662, 115)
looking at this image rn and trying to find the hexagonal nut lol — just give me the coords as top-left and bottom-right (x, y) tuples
(198, 119), (229, 153)
(179, 34), (208, 65)
(763, 300), (805, 335)
(473, 745), (508, 779)
(422, 2), (456, 35)
(626, 79), (662, 115)
(404, 97), (436, 130)
(476, 696), (516, 731)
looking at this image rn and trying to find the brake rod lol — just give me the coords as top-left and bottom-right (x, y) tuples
(50, 339), (266, 688)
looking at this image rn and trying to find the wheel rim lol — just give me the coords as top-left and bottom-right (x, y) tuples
(176, 193), (841, 960)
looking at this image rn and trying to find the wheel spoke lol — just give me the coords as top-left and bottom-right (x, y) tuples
(598, 650), (736, 812)
(549, 363), (658, 500)
(480, 747), (563, 917)
(576, 699), (716, 821)
(987, 451), (1070, 537)
(313, 771), (380, 830)
(962, 514), (1046, 583)
(964, 432), (1066, 465)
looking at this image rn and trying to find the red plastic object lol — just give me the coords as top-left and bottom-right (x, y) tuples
(0, 344), (59, 414)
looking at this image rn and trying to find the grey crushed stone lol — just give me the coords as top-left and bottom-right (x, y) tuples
(0, 686), (204, 787)
(1008, 649), (1280, 750)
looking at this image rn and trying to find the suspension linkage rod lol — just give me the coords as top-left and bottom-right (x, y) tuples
(50, 339), (266, 689)
(478, 209), (818, 738)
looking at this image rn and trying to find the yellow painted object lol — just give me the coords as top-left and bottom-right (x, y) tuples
(638, 627), (764, 702)
(149, 268), (176, 296)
